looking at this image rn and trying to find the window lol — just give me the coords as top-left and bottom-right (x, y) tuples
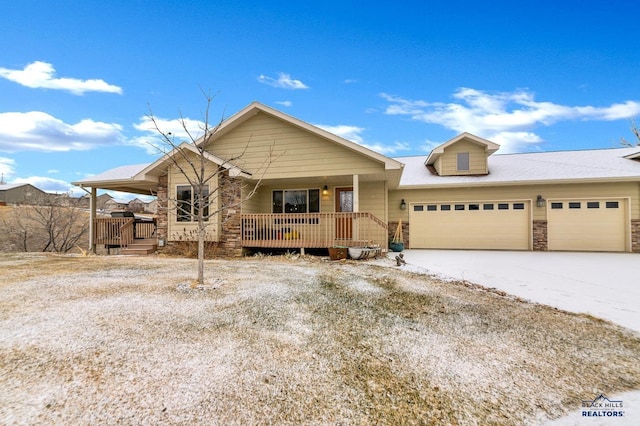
(176, 185), (209, 222)
(606, 201), (619, 209)
(498, 203), (509, 210)
(272, 189), (320, 213)
(457, 152), (470, 171)
(455, 204), (465, 211)
(569, 202), (581, 209)
(427, 205), (437, 211)
(441, 204), (451, 211)
(469, 204), (480, 211)
(413, 205), (424, 212)
(551, 202), (563, 209)
(587, 202), (600, 209)
(483, 203), (494, 210)
(513, 203), (525, 210)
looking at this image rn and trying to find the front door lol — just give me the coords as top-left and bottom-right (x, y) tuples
(335, 187), (353, 239)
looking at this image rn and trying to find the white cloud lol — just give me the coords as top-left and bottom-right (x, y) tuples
(381, 89), (640, 153)
(315, 123), (410, 155)
(0, 111), (125, 152)
(132, 116), (207, 154)
(258, 72), (309, 89)
(275, 100), (293, 107)
(0, 157), (15, 178)
(0, 61), (123, 95)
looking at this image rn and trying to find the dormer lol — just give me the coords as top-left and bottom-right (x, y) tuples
(425, 132), (500, 176)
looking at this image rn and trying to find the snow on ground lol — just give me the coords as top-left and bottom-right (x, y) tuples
(376, 249), (640, 425)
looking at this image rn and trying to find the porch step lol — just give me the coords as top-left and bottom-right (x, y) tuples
(121, 238), (157, 255)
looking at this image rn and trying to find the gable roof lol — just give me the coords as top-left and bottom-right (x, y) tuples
(207, 102), (404, 172)
(134, 142), (252, 182)
(425, 132), (501, 166)
(0, 183), (31, 191)
(0, 183), (46, 193)
(398, 147), (640, 188)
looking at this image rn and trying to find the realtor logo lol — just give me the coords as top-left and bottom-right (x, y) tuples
(581, 394), (624, 418)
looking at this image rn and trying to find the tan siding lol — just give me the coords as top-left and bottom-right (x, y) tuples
(434, 157), (442, 175)
(392, 181), (640, 221)
(241, 183), (262, 214)
(209, 112), (384, 179)
(359, 181), (386, 221)
(167, 158), (220, 242)
(439, 140), (488, 176)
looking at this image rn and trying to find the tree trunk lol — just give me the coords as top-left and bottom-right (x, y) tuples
(196, 219), (205, 286)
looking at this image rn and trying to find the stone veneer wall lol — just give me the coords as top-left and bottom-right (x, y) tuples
(217, 170), (243, 257)
(387, 221), (410, 248)
(156, 174), (168, 243)
(532, 220), (548, 251)
(632, 219), (640, 253)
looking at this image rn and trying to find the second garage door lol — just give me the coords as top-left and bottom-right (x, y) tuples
(547, 199), (627, 252)
(410, 201), (531, 250)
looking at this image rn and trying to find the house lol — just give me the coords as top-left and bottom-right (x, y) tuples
(103, 198), (129, 212)
(0, 183), (48, 206)
(144, 199), (158, 214)
(72, 102), (640, 255)
(128, 198), (146, 213)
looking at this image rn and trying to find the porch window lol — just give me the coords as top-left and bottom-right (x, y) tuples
(176, 185), (209, 222)
(272, 189), (320, 213)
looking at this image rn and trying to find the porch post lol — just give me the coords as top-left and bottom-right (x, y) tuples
(353, 174), (359, 241)
(352, 174), (359, 212)
(89, 187), (97, 253)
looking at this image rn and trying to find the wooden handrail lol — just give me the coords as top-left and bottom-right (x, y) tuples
(93, 217), (157, 247)
(119, 218), (135, 249)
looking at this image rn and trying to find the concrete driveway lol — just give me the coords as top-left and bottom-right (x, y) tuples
(394, 250), (640, 334)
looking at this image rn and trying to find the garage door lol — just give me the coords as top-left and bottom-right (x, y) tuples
(547, 199), (627, 252)
(410, 201), (530, 250)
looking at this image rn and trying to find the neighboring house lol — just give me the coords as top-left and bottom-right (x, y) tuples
(0, 183), (48, 206)
(128, 198), (146, 213)
(73, 102), (640, 255)
(144, 199), (158, 214)
(103, 198), (129, 212)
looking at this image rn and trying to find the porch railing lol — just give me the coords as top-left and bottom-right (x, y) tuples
(241, 212), (388, 250)
(94, 217), (157, 248)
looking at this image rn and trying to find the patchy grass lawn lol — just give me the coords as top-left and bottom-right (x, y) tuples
(0, 253), (638, 425)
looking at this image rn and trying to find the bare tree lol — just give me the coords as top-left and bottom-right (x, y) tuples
(621, 118), (640, 146)
(147, 90), (278, 286)
(0, 193), (88, 253)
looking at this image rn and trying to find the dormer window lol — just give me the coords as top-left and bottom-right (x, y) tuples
(457, 152), (470, 171)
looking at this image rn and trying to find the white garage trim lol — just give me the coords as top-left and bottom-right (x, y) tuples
(409, 199), (532, 250)
(547, 197), (630, 252)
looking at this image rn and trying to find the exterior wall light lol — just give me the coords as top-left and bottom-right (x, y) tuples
(322, 185), (329, 196)
(400, 199), (407, 210)
(536, 195), (546, 207)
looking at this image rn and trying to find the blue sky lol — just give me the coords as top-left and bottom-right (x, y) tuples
(1, 0), (639, 199)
